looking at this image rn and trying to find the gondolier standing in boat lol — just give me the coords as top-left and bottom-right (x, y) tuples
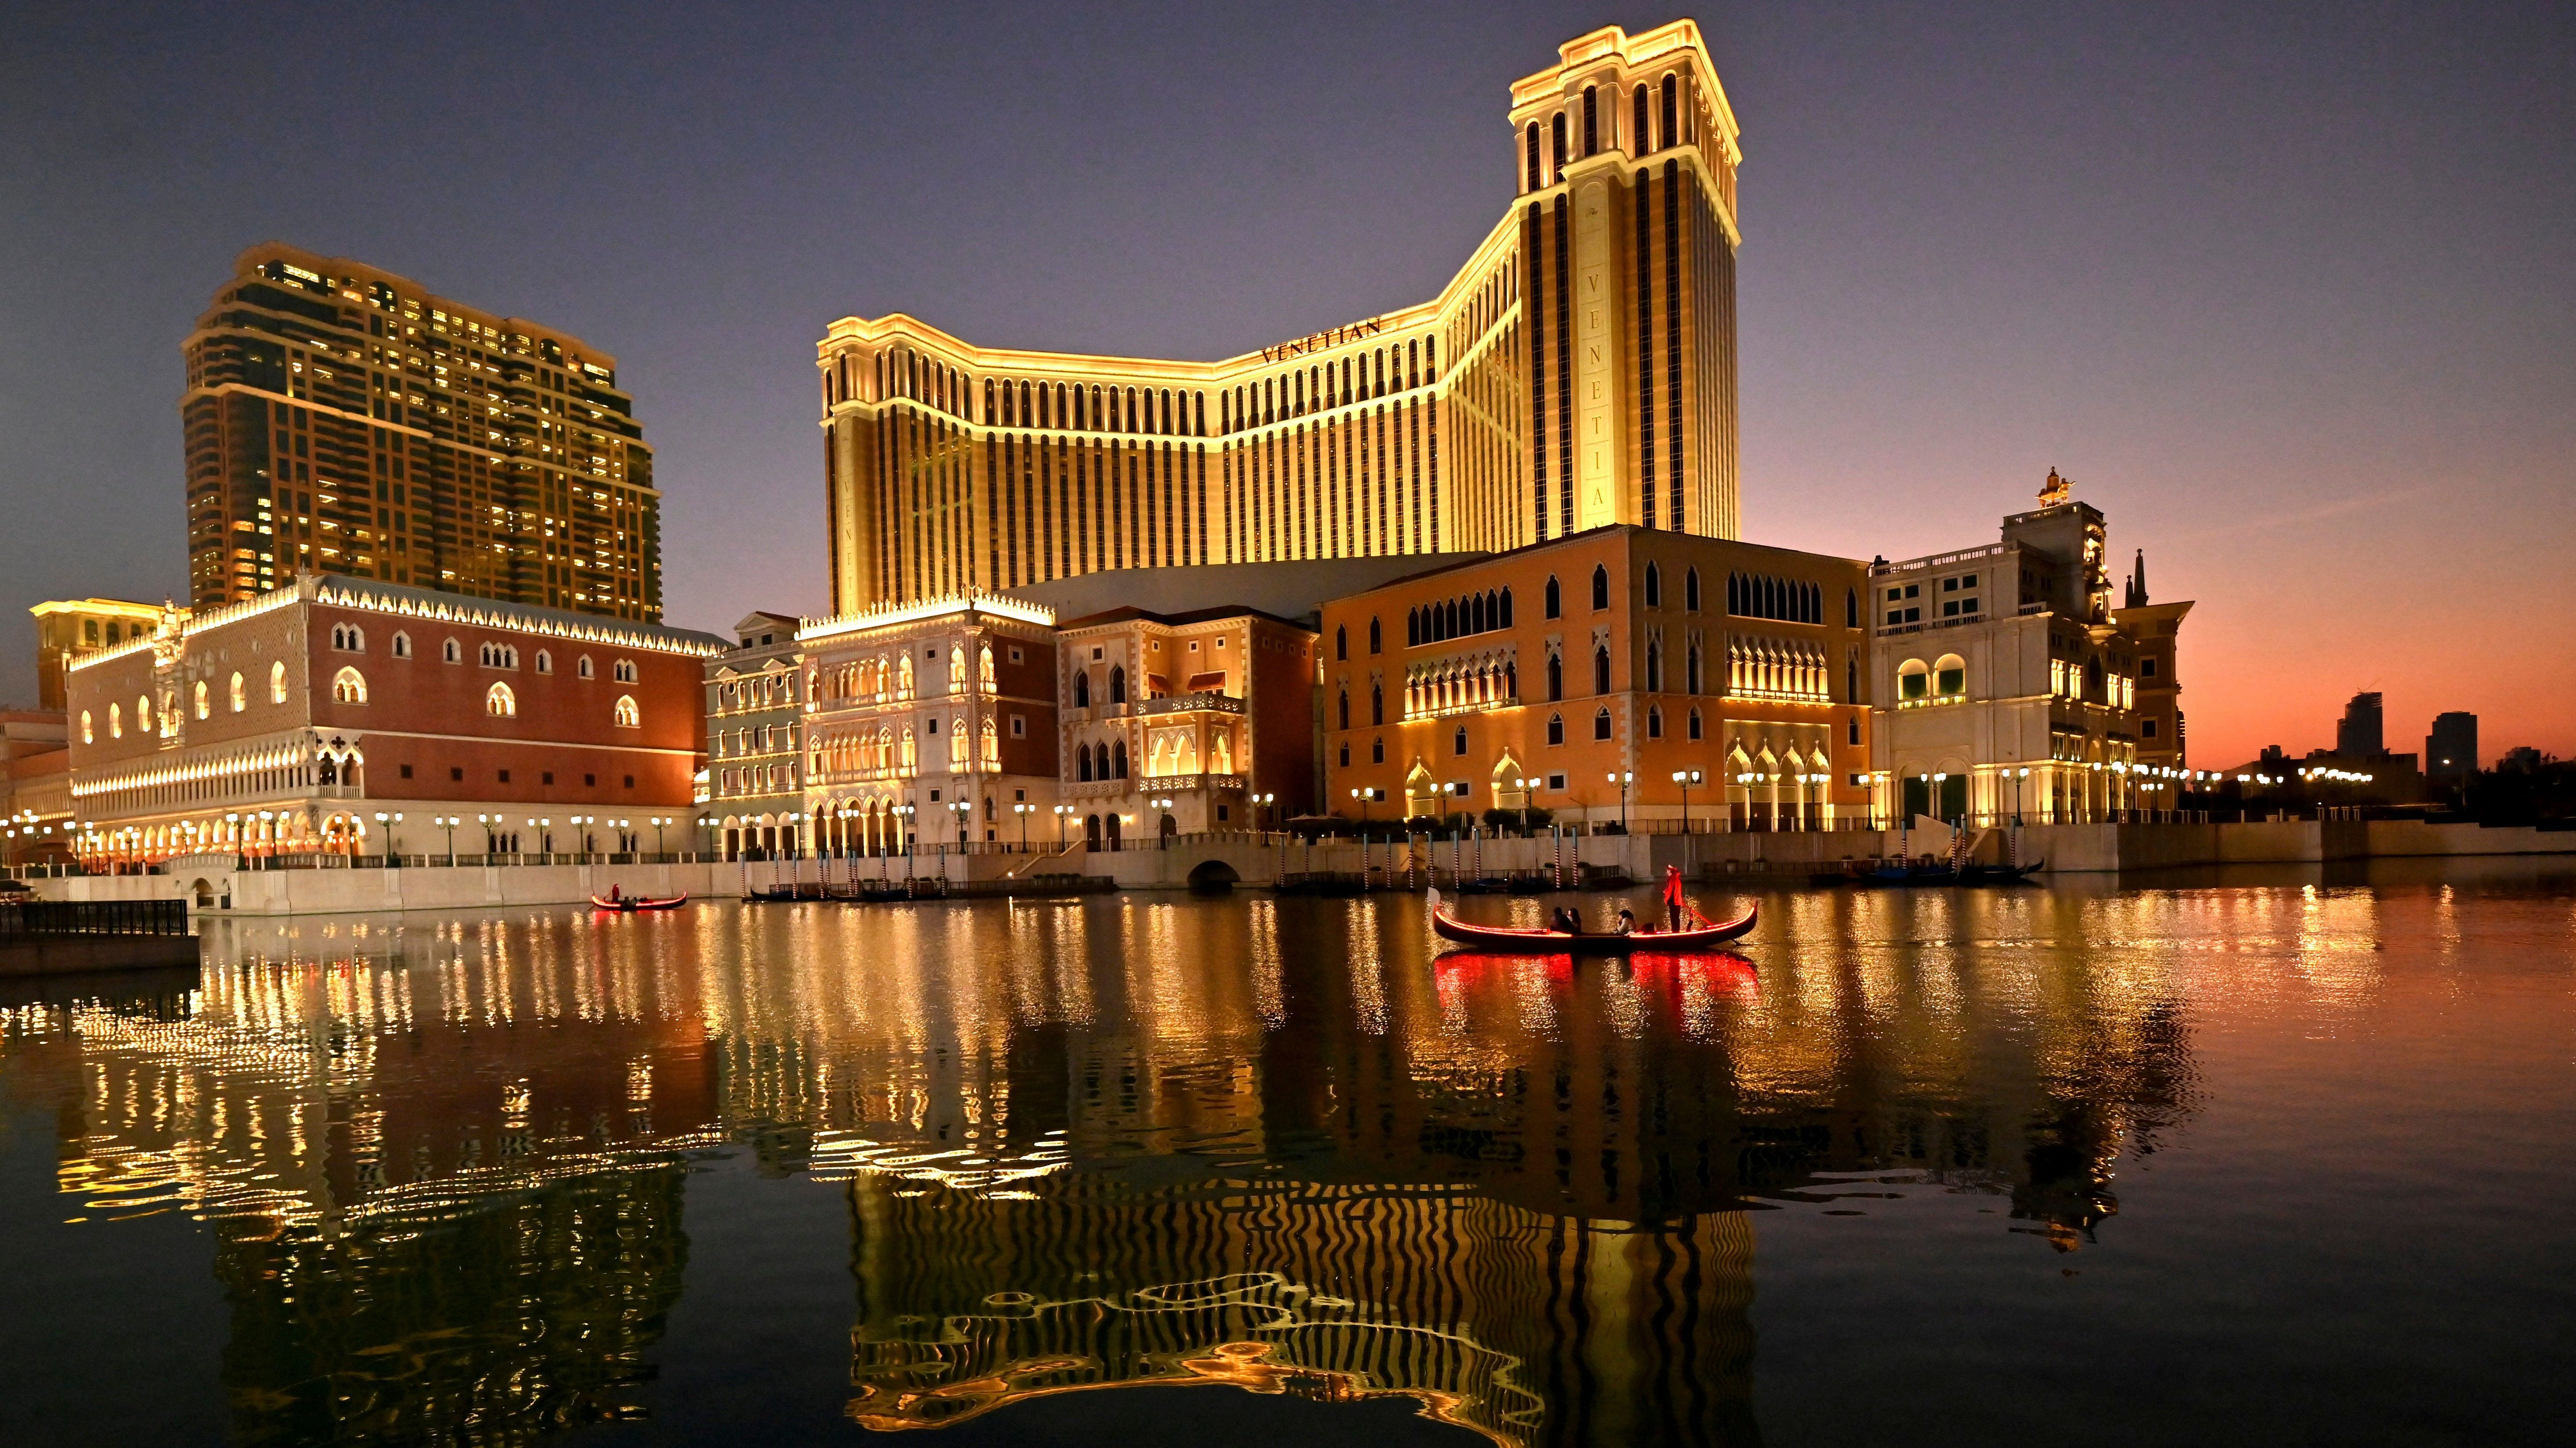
(1662, 866), (1686, 933)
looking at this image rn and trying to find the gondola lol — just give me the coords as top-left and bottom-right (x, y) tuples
(1957, 858), (2046, 884)
(1427, 889), (1755, 956)
(590, 891), (688, 912)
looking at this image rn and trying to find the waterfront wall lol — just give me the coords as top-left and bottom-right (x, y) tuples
(23, 819), (2570, 915)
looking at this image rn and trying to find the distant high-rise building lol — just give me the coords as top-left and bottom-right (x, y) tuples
(2335, 691), (2384, 757)
(2426, 712), (2478, 779)
(184, 243), (662, 619)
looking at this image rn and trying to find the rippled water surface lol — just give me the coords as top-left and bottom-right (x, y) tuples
(5, 863), (2573, 1446)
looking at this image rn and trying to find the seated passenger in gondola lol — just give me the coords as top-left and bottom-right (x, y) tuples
(1552, 906), (1582, 935)
(1616, 908), (1638, 935)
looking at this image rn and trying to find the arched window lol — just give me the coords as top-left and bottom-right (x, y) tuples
(1368, 616), (1382, 654)
(1370, 684), (1384, 726)
(269, 661), (288, 703)
(982, 717), (999, 764)
(1688, 707), (1704, 741)
(1644, 562), (1662, 607)
(1548, 712), (1565, 745)
(1645, 641), (1663, 692)
(80, 710), (93, 743)
(1524, 121), (1541, 191)
(1550, 111), (1567, 178)
(1590, 565), (1610, 610)
(1335, 625), (1347, 661)
(1648, 704), (1663, 739)
(1498, 589), (1513, 627)
(1594, 646), (1611, 695)
(1661, 73), (1678, 145)
(1936, 654), (1966, 698)
(613, 659), (638, 683)
(1688, 644), (1704, 694)
(391, 631), (411, 659)
(1453, 725), (1469, 756)
(1848, 651), (1859, 702)
(486, 681), (517, 717)
(193, 680), (209, 719)
(1633, 82), (1651, 152)
(1593, 707), (1613, 741)
(1338, 690), (1350, 729)
(614, 694), (640, 727)
(1113, 740), (1129, 778)
(1899, 659), (1930, 701)
(1074, 671), (1091, 708)
(442, 637), (461, 663)
(1545, 575), (1562, 619)
(1547, 652), (1564, 702)
(980, 645), (996, 691)
(1109, 666), (1126, 704)
(1406, 608), (1420, 647)
(109, 702), (122, 738)
(331, 666), (367, 704)
(1686, 568), (1701, 611)
(534, 649), (553, 674)
(229, 673), (245, 712)
(1078, 745), (1094, 782)
(1582, 84), (1598, 155)
(577, 654), (594, 679)
(331, 623), (364, 652)
(1845, 587), (1859, 628)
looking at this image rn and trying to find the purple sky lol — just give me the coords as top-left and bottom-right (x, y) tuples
(3, 1), (2568, 764)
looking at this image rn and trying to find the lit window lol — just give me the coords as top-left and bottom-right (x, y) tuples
(613, 694), (639, 728)
(332, 666), (367, 704)
(269, 661), (288, 703)
(486, 681), (516, 717)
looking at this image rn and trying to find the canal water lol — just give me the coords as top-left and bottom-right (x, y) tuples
(4, 862), (2572, 1446)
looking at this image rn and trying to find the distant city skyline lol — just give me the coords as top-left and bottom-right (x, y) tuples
(3, 1), (2568, 766)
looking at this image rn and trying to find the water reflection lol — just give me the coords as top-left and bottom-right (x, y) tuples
(2, 885), (2221, 1445)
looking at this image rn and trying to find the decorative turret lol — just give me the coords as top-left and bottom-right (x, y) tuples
(2124, 549), (2149, 608)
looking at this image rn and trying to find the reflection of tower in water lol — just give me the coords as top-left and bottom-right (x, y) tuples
(845, 1172), (1757, 1448)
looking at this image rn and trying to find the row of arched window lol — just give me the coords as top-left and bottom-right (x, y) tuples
(1727, 572), (1824, 625)
(825, 338), (1451, 444)
(1523, 72), (1695, 193)
(328, 620), (628, 678)
(1407, 587), (1513, 646)
(1072, 666), (1129, 709)
(1074, 739), (1129, 782)
(1219, 339), (1437, 434)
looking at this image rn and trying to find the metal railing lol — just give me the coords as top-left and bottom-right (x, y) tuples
(0, 899), (189, 936)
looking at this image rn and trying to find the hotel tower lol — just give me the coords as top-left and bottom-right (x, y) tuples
(184, 243), (663, 619)
(816, 20), (1743, 614)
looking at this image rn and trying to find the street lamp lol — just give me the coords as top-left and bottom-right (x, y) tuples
(951, 799), (970, 845)
(1672, 769), (1702, 834)
(1513, 778), (1532, 836)
(1053, 803), (1072, 847)
(1253, 792), (1276, 831)
(1352, 786), (1374, 835)
(1607, 771), (1633, 832)
(1013, 801), (1033, 849)
(651, 816), (670, 854)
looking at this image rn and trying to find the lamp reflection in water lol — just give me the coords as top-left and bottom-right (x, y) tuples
(0, 886), (2201, 1447)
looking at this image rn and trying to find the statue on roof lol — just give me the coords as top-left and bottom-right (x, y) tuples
(2037, 467), (2072, 507)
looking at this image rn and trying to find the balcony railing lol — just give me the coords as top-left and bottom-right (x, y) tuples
(1138, 691), (1244, 716)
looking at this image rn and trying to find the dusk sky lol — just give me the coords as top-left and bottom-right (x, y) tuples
(3, 1), (2567, 766)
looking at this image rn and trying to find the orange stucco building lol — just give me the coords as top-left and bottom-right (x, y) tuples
(1320, 525), (1872, 830)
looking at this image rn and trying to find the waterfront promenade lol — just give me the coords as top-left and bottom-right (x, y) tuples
(11, 815), (2570, 916)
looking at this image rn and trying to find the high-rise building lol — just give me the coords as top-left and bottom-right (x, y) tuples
(184, 243), (662, 619)
(814, 21), (1743, 614)
(2335, 691), (2384, 756)
(2426, 712), (2478, 779)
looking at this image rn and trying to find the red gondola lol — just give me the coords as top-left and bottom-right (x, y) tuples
(590, 892), (688, 912)
(1426, 887), (1754, 956)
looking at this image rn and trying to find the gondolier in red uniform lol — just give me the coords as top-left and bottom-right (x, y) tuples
(1662, 866), (1687, 933)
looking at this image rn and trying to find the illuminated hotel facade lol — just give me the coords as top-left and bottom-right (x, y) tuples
(815, 20), (1743, 615)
